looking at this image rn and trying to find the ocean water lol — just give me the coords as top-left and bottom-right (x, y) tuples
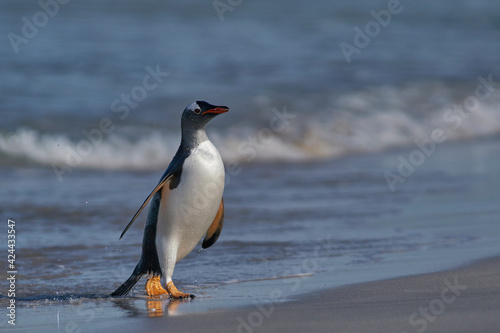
(1, 0), (500, 330)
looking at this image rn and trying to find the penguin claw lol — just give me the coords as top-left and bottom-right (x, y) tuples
(145, 275), (168, 296)
(167, 281), (195, 299)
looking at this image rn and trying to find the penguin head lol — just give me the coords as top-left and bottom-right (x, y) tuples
(181, 101), (229, 130)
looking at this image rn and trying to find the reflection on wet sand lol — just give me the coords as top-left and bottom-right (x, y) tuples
(112, 296), (190, 318)
(147, 298), (188, 317)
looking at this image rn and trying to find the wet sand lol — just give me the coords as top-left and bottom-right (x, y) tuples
(106, 256), (500, 333)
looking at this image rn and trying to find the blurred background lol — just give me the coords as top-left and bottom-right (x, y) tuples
(1, 0), (499, 169)
(1, 0), (500, 322)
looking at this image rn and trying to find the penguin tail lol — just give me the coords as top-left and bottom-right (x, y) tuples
(111, 264), (144, 296)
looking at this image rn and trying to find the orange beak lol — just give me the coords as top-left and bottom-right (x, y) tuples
(202, 107), (229, 115)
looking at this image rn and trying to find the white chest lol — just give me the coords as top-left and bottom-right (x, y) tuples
(156, 140), (225, 261)
(181, 140), (225, 200)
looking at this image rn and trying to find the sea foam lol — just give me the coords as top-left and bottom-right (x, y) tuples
(2, 84), (500, 170)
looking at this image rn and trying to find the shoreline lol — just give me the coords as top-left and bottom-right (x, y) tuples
(107, 255), (500, 333)
(5, 137), (500, 332)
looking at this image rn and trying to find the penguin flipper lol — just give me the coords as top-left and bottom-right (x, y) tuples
(119, 177), (171, 239)
(202, 198), (225, 249)
(119, 157), (185, 239)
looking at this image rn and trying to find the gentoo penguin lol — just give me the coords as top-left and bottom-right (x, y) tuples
(112, 101), (228, 298)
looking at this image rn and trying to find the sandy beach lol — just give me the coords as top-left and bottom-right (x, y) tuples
(102, 256), (500, 333)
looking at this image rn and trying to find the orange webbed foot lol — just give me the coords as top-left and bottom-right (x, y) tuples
(145, 275), (168, 296)
(167, 281), (195, 299)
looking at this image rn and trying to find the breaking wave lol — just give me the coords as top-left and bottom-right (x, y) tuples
(2, 83), (500, 170)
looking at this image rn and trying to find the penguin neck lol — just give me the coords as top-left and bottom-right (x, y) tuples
(180, 126), (209, 150)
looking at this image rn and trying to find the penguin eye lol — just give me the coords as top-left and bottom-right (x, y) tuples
(194, 108), (201, 114)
